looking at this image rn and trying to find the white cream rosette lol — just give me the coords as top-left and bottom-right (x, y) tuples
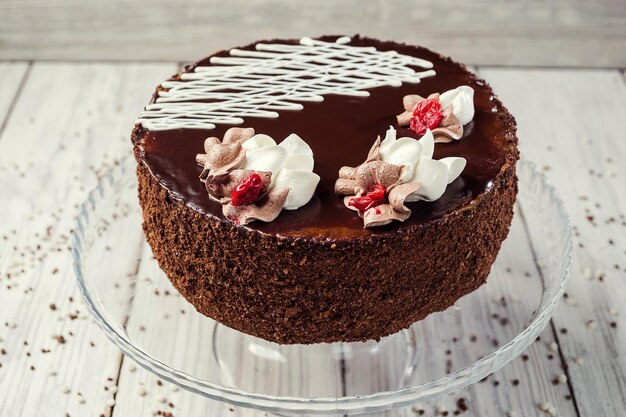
(438, 85), (475, 126)
(379, 126), (466, 202)
(242, 133), (320, 210)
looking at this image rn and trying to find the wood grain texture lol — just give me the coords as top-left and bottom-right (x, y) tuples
(478, 67), (626, 417)
(0, 0), (625, 67)
(0, 62), (29, 131)
(0, 62), (176, 417)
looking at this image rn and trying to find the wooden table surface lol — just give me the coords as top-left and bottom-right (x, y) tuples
(0, 59), (625, 417)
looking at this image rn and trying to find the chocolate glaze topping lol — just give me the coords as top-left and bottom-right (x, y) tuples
(135, 36), (513, 239)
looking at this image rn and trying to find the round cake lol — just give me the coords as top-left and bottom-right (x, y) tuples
(132, 35), (518, 344)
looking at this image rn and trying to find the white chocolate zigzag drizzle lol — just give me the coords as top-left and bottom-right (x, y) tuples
(137, 36), (436, 131)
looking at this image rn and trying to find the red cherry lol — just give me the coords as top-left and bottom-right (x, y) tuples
(409, 98), (443, 135)
(348, 184), (386, 211)
(231, 173), (264, 206)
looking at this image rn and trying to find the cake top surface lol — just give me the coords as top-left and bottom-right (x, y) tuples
(134, 35), (517, 239)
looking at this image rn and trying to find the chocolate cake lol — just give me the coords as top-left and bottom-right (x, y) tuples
(132, 35), (518, 344)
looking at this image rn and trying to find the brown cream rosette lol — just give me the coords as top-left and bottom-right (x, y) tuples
(196, 127), (289, 225)
(334, 138), (422, 228)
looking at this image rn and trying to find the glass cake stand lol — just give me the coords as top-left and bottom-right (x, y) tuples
(72, 157), (572, 415)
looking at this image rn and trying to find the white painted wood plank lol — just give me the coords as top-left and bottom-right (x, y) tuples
(0, 62), (176, 417)
(478, 67), (626, 417)
(0, 0), (624, 67)
(0, 62), (28, 128)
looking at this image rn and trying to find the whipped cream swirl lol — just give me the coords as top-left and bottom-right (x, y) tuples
(241, 133), (320, 210)
(380, 126), (466, 202)
(196, 127), (320, 225)
(438, 86), (475, 126)
(334, 127), (466, 228)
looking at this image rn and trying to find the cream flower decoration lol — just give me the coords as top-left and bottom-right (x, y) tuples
(335, 127), (466, 228)
(396, 86), (475, 143)
(196, 127), (320, 224)
(380, 127), (466, 202)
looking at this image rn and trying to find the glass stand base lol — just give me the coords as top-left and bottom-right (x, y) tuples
(212, 323), (421, 395)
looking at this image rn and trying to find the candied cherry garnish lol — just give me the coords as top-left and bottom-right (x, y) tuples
(409, 98), (443, 135)
(231, 173), (264, 206)
(348, 184), (386, 211)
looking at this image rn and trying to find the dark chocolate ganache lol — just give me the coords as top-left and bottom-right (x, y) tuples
(135, 36), (515, 239)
